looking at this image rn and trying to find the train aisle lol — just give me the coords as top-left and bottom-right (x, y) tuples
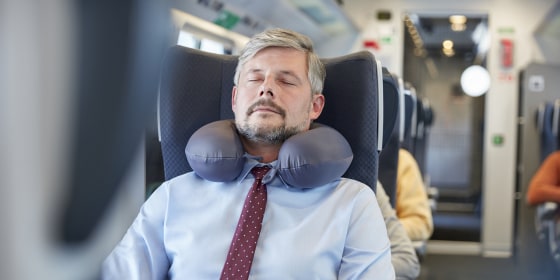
(418, 253), (558, 280)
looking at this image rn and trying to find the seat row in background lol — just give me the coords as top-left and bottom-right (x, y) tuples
(402, 81), (437, 209)
(515, 63), (560, 277)
(379, 69), (436, 207)
(536, 100), (560, 162)
(379, 67), (435, 260)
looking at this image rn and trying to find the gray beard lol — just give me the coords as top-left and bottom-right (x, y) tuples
(236, 123), (300, 145)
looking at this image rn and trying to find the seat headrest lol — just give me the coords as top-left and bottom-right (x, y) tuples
(382, 67), (400, 150)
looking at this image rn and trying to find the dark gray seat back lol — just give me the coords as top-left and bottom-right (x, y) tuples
(378, 68), (401, 207)
(158, 46), (381, 191)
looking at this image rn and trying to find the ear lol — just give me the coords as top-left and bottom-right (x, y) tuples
(310, 93), (325, 121)
(231, 86), (238, 111)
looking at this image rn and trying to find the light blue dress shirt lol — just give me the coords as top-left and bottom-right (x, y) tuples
(102, 159), (395, 279)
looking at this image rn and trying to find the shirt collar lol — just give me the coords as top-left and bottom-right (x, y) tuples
(238, 154), (292, 189)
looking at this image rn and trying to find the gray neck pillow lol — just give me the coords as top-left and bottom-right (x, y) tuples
(185, 120), (353, 188)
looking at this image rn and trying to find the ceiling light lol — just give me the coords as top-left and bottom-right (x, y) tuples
(451, 23), (466, 32)
(442, 48), (455, 57)
(461, 65), (490, 97)
(442, 40), (454, 49)
(449, 15), (467, 24)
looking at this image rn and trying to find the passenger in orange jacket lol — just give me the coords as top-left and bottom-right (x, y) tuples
(527, 150), (560, 205)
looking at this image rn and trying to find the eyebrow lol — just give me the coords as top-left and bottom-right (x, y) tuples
(247, 68), (262, 75)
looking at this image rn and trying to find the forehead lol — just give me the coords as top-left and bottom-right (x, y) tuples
(243, 47), (308, 73)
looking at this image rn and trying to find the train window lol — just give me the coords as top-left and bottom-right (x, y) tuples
(177, 31), (199, 49)
(200, 38), (226, 54)
(176, 30), (233, 55)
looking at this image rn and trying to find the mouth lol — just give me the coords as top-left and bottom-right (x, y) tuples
(251, 106), (279, 114)
(247, 100), (285, 117)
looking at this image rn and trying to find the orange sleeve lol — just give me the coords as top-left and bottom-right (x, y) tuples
(526, 151), (560, 205)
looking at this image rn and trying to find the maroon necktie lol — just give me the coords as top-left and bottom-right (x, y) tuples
(220, 166), (270, 280)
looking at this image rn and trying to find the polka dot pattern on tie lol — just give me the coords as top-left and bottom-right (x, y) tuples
(220, 166), (270, 280)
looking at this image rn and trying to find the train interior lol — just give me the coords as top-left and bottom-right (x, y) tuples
(2, 0), (560, 279)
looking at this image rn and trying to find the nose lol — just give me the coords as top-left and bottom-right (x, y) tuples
(259, 87), (274, 97)
(259, 78), (274, 97)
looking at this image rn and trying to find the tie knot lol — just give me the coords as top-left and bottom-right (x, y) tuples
(251, 166), (271, 181)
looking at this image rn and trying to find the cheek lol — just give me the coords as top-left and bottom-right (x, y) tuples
(287, 101), (312, 120)
(300, 98), (315, 113)
(232, 101), (242, 115)
(233, 96), (249, 115)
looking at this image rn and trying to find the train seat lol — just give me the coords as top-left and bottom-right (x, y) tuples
(554, 99), (560, 152)
(413, 98), (434, 179)
(378, 67), (401, 208)
(379, 74), (432, 260)
(158, 45), (383, 191)
(535, 101), (556, 162)
(402, 92), (415, 153)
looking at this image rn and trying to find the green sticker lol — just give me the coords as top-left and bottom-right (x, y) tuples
(492, 135), (504, 145)
(213, 10), (240, 30)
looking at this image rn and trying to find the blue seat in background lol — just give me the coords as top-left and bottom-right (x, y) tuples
(413, 98), (433, 178)
(536, 101), (556, 162)
(553, 100), (560, 157)
(378, 68), (401, 208)
(402, 90), (415, 154)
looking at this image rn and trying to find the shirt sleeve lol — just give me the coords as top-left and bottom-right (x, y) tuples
(527, 151), (560, 205)
(102, 183), (171, 280)
(396, 149), (434, 241)
(376, 182), (420, 280)
(338, 183), (396, 280)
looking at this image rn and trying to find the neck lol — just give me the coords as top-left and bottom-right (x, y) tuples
(240, 137), (282, 163)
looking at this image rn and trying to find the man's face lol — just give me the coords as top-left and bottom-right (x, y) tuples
(232, 47), (324, 144)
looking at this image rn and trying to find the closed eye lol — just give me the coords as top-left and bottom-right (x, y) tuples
(247, 76), (263, 82)
(278, 71), (301, 86)
(245, 69), (264, 83)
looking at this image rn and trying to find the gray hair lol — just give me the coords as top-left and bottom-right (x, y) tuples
(233, 28), (325, 95)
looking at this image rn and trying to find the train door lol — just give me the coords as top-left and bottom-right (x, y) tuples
(402, 11), (489, 251)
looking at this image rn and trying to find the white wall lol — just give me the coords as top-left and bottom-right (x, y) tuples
(481, 0), (557, 257)
(343, 0), (559, 257)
